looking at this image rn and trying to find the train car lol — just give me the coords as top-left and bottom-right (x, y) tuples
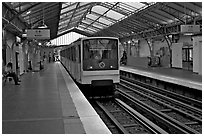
(60, 37), (120, 96)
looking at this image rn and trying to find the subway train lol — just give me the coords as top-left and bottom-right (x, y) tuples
(60, 37), (120, 96)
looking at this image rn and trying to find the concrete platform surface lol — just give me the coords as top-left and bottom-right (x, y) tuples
(2, 62), (111, 134)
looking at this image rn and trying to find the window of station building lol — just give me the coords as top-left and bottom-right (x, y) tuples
(182, 47), (193, 62)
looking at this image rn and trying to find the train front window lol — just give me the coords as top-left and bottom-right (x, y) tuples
(83, 38), (118, 70)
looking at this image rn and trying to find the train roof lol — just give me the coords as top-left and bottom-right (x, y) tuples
(73, 36), (119, 43)
(81, 37), (119, 40)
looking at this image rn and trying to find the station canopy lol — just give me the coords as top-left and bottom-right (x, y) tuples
(7, 2), (202, 40)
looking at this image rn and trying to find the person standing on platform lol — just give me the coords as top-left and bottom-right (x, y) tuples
(49, 52), (51, 63)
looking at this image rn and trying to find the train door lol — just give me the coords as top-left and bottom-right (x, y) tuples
(77, 44), (81, 82)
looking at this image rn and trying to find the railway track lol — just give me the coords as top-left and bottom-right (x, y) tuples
(116, 78), (202, 133)
(121, 75), (202, 109)
(91, 99), (167, 134)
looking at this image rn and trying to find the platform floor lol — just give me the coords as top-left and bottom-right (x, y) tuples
(2, 62), (110, 134)
(120, 65), (202, 90)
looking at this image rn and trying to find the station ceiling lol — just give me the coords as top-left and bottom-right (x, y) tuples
(4, 2), (202, 40)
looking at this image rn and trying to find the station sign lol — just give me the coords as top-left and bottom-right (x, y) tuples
(26, 29), (50, 39)
(180, 25), (200, 33)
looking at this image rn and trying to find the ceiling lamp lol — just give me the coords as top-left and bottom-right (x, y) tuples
(38, 24), (48, 29)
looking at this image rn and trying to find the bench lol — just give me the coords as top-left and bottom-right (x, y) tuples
(2, 74), (14, 86)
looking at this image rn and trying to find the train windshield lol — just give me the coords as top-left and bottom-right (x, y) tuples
(83, 38), (118, 70)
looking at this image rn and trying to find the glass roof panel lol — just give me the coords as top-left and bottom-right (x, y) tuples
(92, 5), (107, 13)
(60, 12), (73, 20)
(60, 12), (72, 20)
(72, 15), (82, 21)
(106, 10), (125, 20)
(61, 3), (76, 14)
(61, 2), (74, 9)
(74, 9), (87, 16)
(78, 27), (95, 34)
(82, 20), (92, 25)
(120, 2), (145, 11)
(78, 25), (97, 33)
(86, 13), (99, 20)
(92, 24), (103, 29)
(98, 18), (112, 25)
(86, 27), (98, 32)
(79, 2), (91, 7)
(93, 21), (107, 27)
(59, 19), (69, 25)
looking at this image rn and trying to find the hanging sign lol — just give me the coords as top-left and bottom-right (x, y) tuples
(26, 29), (50, 39)
(181, 25), (200, 33)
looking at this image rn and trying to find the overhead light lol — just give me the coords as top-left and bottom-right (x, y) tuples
(26, 11), (31, 15)
(38, 24), (48, 28)
(22, 33), (27, 37)
(183, 33), (194, 36)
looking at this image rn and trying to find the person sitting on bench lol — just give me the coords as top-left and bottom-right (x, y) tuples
(4, 62), (20, 85)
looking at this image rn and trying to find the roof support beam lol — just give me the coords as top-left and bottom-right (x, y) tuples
(56, 3), (62, 34)
(99, 2), (130, 16)
(137, 15), (160, 28)
(76, 5), (93, 28)
(56, 28), (91, 39)
(86, 17), (109, 27)
(81, 22), (102, 30)
(140, 2), (150, 5)
(66, 2), (80, 29)
(25, 8), (59, 23)
(8, 3), (41, 23)
(78, 25), (97, 33)
(60, 3), (98, 16)
(111, 24), (133, 33)
(159, 8), (185, 23)
(61, 2), (77, 10)
(161, 3), (194, 17)
(126, 18), (149, 29)
(90, 11), (117, 23)
(102, 25), (127, 35)
(172, 2), (200, 15)
(191, 2), (202, 8)
(22, 3), (58, 18)
(144, 11), (169, 24)
(12, 2), (30, 9)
